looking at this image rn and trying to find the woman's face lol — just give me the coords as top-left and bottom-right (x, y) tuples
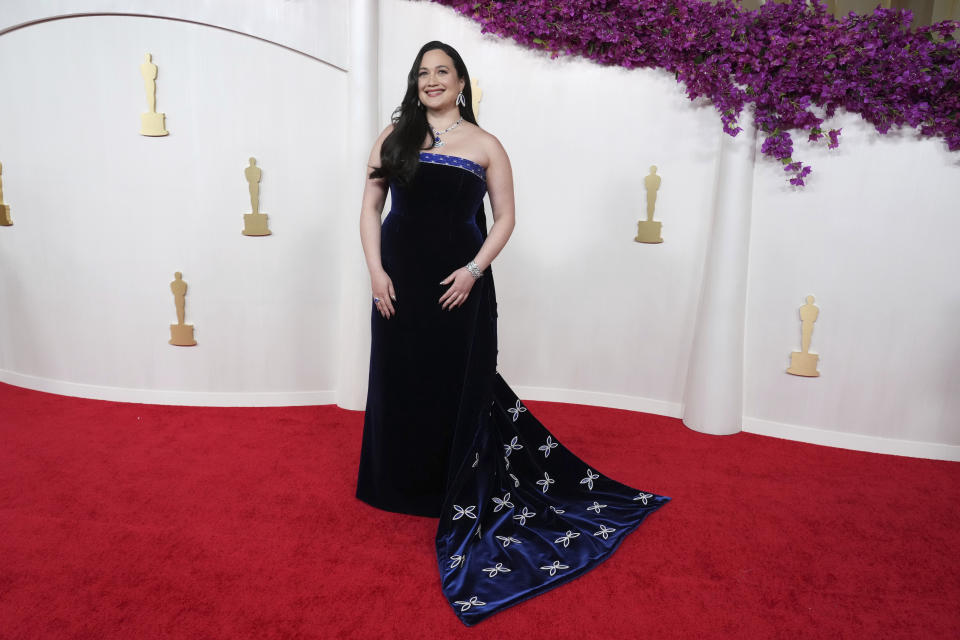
(417, 48), (464, 111)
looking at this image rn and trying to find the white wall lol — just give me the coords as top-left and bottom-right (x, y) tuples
(0, 0), (350, 69)
(0, 12), (349, 404)
(744, 112), (960, 452)
(1, 0), (958, 460)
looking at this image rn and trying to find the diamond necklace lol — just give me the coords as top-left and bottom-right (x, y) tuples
(431, 117), (463, 148)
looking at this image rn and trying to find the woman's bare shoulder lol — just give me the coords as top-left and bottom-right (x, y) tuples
(455, 124), (502, 164)
(368, 123), (396, 168)
(473, 127), (507, 163)
(377, 123), (396, 141)
(468, 124), (497, 145)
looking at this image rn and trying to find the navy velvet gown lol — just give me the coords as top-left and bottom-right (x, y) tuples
(356, 152), (669, 625)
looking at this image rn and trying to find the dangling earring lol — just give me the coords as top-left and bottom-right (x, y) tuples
(417, 98), (422, 108)
(456, 91), (466, 108)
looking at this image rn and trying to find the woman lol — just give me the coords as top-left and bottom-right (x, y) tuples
(356, 41), (668, 626)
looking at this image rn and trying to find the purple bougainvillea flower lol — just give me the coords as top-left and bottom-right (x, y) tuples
(431, 0), (960, 186)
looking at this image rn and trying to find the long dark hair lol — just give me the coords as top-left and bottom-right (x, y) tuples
(370, 41), (478, 185)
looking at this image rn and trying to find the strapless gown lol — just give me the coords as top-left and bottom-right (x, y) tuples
(356, 152), (669, 625)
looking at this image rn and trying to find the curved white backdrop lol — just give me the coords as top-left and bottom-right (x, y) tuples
(0, 11), (349, 404)
(0, 0), (958, 461)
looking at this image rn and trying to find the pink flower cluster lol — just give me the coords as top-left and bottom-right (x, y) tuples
(432, 0), (959, 186)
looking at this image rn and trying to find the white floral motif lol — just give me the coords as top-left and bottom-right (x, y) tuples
(482, 562), (512, 577)
(554, 530), (581, 548)
(504, 455), (510, 471)
(513, 506), (537, 525)
(536, 472), (555, 494)
(509, 473), (520, 488)
(538, 435), (558, 458)
(587, 501), (608, 513)
(492, 492), (514, 513)
(503, 436), (523, 457)
(633, 492), (653, 505)
(449, 554), (465, 569)
(549, 505), (566, 515)
(496, 535), (522, 548)
(594, 524), (616, 540)
(453, 596), (486, 612)
(475, 521), (482, 539)
(472, 452), (479, 468)
(580, 468), (600, 490)
(539, 560), (570, 576)
(507, 399), (527, 422)
(452, 504), (477, 521)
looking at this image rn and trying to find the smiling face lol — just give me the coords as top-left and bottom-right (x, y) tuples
(417, 48), (465, 111)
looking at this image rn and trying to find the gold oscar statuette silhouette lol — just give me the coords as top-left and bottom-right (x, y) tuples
(0, 161), (12, 226)
(471, 78), (482, 119)
(140, 53), (169, 136)
(242, 157), (271, 236)
(634, 165), (663, 244)
(786, 295), (820, 377)
(169, 272), (197, 346)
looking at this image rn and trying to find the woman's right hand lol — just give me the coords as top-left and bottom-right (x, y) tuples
(371, 270), (397, 319)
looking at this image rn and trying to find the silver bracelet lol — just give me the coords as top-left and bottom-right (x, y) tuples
(465, 260), (483, 279)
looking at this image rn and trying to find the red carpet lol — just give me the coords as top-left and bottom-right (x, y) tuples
(0, 380), (958, 639)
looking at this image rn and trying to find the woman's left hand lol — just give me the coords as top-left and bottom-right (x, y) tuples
(439, 268), (477, 310)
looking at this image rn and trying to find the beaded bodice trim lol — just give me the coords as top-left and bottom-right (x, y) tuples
(419, 152), (486, 181)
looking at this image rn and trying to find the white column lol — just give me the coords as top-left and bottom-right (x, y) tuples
(335, 0), (379, 410)
(682, 110), (757, 435)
